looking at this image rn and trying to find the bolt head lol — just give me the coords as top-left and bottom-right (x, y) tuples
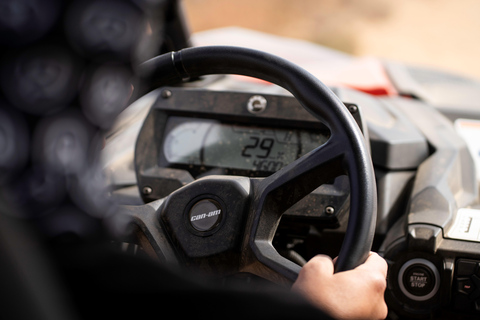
(142, 186), (153, 195)
(161, 90), (172, 99)
(325, 206), (335, 215)
(347, 104), (358, 113)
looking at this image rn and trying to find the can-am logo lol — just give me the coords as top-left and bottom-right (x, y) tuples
(190, 209), (221, 221)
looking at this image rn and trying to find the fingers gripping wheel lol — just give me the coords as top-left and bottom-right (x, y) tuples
(137, 46), (377, 283)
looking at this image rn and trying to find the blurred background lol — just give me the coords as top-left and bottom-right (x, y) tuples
(183, 0), (480, 80)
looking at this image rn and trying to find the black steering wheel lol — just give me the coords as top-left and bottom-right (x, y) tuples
(122, 46), (377, 284)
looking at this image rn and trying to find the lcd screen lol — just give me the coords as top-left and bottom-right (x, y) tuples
(162, 116), (328, 173)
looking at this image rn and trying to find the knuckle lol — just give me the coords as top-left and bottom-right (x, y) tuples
(308, 255), (332, 270)
(374, 274), (388, 292)
(365, 271), (387, 293)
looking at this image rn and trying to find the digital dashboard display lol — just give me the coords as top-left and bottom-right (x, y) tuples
(162, 116), (328, 173)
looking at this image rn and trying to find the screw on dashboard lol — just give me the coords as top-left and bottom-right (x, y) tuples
(161, 89), (172, 99)
(347, 104), (358, 114)
(142, 186), (153, 195)
(325, 206), (335, 215)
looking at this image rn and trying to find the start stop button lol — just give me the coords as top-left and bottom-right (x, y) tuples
(398, 258), (440, 301)
(188, 199), (223, 232)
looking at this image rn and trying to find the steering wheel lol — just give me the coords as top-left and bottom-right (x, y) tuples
(121, 46), (377, 285)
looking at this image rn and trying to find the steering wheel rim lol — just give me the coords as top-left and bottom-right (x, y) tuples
(135, 45), (377, 280)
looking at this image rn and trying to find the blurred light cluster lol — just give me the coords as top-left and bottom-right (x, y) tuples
(0, 0), (167, 241)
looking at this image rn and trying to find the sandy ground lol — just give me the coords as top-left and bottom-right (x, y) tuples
(183, 0), (480, 80)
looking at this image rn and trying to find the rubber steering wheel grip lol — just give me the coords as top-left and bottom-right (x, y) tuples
(138, 46), (377, 273)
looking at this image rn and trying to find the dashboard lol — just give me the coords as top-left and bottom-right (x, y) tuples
(105, 77), (480, 319)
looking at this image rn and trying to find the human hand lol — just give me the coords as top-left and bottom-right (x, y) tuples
(291, 252), (388, 320)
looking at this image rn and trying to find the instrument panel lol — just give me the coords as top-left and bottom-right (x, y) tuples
(134, 87), (352, 225)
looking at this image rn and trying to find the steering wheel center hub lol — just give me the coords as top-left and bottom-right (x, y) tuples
(189, 199), (223, 232)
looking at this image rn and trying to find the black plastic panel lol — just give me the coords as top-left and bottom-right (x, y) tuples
(453, 259), (480, 314)
(379, 95), (480, 319)
(334, 87), (429, 170)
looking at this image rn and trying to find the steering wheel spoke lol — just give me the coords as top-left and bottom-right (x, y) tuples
(119, 199), (178, 264)
(242, 240), (302, 284)
(257, 137), (346, 216)
(240, 135), (347, 284)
